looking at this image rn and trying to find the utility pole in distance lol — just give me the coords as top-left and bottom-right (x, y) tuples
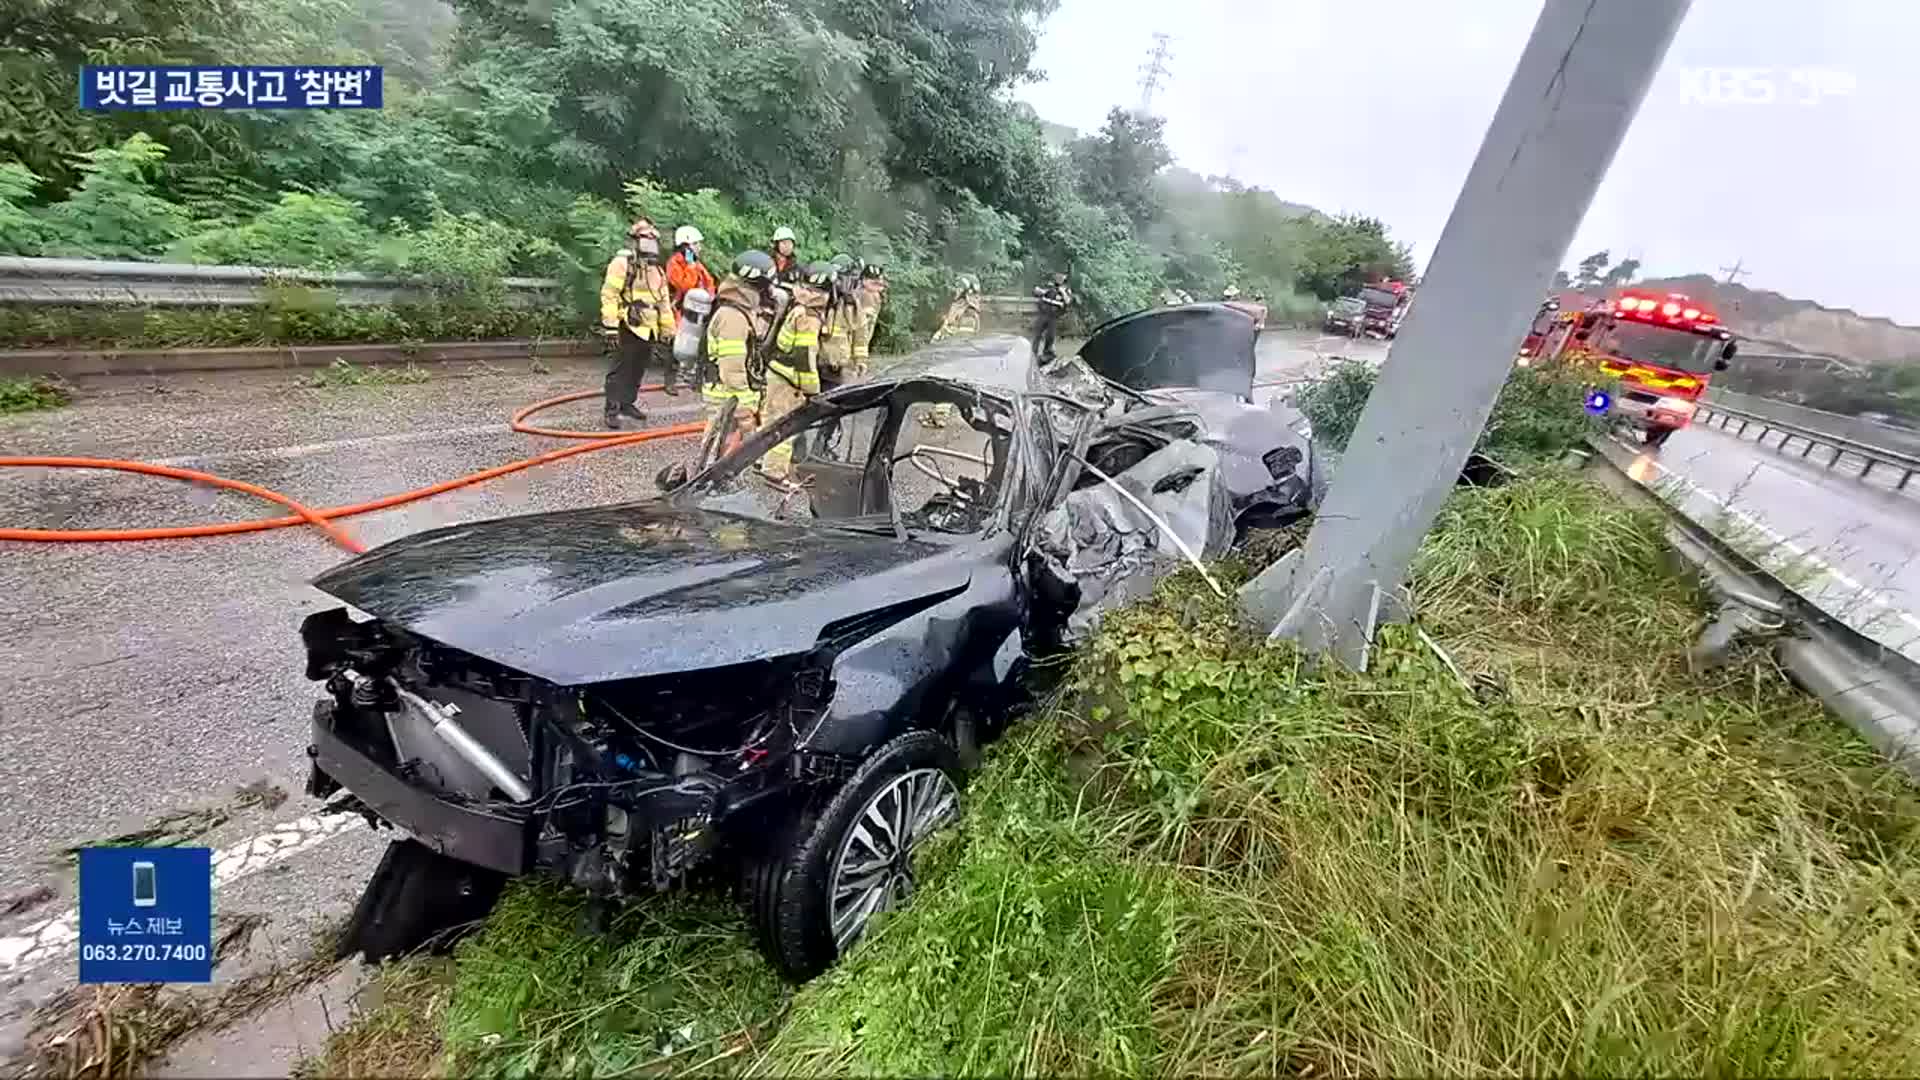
(1719, 257), (1750, 286)
(1239, 0), (1694, 670)
(1137, 32), (1173, 115)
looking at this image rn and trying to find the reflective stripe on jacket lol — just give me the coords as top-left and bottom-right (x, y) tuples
(768, 307), (822, 394)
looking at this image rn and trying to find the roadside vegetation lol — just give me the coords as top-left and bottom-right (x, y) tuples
(0, 374), (71, 414)
(312, 457), (1920, 1075)
(5, 0), (1411, 352)
(1295, 357), (1613, 466)
(299, 358), (430, 389)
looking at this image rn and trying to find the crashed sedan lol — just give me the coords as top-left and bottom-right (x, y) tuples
(299, 303), (1313, 980)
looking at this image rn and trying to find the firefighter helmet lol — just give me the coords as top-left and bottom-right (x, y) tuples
(861, 261), (885, 280)
(674, 225), (704, 247)
(733, 250), (776, 282)
(799, 261), (836, 288)
(771, 225), (796, 244)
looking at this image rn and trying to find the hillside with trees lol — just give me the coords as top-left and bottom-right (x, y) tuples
(1, 0), (1414, 348)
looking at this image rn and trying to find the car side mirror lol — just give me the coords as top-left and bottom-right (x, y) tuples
(1720, 341), (1737, 361)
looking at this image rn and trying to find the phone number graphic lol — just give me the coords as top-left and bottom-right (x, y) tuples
(79, 943), (209, 963)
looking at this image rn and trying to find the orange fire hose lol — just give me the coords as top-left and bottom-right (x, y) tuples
(0, 387), (704, 555)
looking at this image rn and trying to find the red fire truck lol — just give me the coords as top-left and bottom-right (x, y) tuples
(1522, 288), (1739, 448)
(1358, 279), (1412, 338)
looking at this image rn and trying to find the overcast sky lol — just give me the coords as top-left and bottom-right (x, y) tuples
(1016, 0), (1917, 323)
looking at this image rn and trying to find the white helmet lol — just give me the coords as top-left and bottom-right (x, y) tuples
(674, 225), (704, 247)
(1222, 285), (1242, 299)
(771, 225), (796, 243)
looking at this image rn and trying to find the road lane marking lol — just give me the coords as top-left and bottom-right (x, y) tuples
(0, 811), (367, 978)
(1616, 436), (1920, 638)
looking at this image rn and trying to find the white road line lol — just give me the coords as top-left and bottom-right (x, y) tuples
(1617, 436), (1920, 636)
(0, 812), (366, 978)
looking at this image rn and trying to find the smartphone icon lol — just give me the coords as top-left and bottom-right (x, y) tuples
(132, 861), (157, 908)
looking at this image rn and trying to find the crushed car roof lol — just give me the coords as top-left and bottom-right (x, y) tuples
(1076, 303), (1257, 399)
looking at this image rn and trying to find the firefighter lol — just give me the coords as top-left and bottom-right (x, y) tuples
(699, 250), (778, 463)
(818, 259), (863, 394)
(759, 261), (834, 482)
(930, 275), (982, 343)
(666, 225), (718, 390)
(598, 218), (674, 429)
(1030, 268), (1072, 363)
(924, 275), (982, 427)
(770, 226), (799, 282)
(852, 262), (886, 380)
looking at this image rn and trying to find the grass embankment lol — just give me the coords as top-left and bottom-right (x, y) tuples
(314, 471), (1920, 1078)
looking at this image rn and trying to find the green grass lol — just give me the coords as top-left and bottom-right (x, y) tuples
(0, 374), (71, 413)
(300, 358), (431, 389)
(324, 469), (1920, 1077)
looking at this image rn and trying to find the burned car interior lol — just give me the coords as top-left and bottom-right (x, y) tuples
(298, 307), (1318, 981)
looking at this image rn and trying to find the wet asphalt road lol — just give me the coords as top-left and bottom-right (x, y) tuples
(1615, 420), (1920, 660)
(0, 330), (1368, 1067)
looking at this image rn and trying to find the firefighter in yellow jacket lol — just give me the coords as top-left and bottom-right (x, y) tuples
(852, 261), (886, 380)
(817, 263), (862, 393)
(760, 262), (834, 482)
(599, 218), (676, 429)
(700, 251), (778, 460)
(923, 273), (979, 427)
(930, 274), (982, 343)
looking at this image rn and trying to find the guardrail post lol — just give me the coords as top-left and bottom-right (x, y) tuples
(1237, 0), (1692, 669)
(1862, 459), (1875, 479)
(1801, 439), (1816, 458)
(1738, 418), (1751, 436)
(1901, 469), (1914, 491)
(1829, 446), (1844, 467)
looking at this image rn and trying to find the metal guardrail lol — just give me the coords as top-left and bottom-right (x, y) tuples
(0, 256), (561, 309)
(1692, 399), (1920, 493)
(1584, 436), (1920, 781)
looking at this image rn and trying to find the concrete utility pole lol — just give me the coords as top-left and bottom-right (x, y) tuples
(1240, 0), (1694, 670)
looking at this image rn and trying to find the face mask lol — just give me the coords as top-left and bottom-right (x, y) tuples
(681, 246), (699, 264)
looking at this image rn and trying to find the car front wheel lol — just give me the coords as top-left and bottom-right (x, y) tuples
(744, 730), (963, 981)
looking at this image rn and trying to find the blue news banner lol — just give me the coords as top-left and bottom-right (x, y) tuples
(81, 65), (382, 111)
(78, 847), (213, 984)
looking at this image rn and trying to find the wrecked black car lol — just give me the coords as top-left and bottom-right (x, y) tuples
(299, 303), (1313, 980)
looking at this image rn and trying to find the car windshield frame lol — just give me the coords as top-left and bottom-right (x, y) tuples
(671, 376), (1077, 543)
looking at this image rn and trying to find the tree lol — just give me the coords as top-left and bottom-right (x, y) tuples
(1602, 257), (1641, 288)
(1573, 249), (1612, 289)
(1551, 270), (1571, 290)
(1068, 108), (1173, 231)
(1295, 214), (1414, 300)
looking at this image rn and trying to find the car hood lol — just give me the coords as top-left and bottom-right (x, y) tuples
(1076, 303), (1256, 399)
(311, 502), (974, 685)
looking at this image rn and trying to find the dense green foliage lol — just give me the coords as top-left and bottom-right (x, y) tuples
(3, 0), (1418, 346)
(1295, 358), (1610, 464)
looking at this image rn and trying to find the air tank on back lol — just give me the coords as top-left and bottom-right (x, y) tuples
(673, 288), (713, 366)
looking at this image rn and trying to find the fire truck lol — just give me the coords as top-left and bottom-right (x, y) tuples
(1358, 279), (1412, 338)
(1521, 288), (1739, 448)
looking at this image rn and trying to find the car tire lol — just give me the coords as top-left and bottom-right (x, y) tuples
(743, 730), (963, 981)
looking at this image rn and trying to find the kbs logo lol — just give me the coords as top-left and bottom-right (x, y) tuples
(1678, 67), (1857, 107)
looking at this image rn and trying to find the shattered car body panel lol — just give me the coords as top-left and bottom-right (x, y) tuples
(298, 308), (1317, 974)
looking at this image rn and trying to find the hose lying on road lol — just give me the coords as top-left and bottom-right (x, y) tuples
(0, 388), (703, 555)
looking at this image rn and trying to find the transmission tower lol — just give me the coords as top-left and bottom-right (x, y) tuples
(1137, 33), (1173, 114)
(1718, 256), (1750, 286)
